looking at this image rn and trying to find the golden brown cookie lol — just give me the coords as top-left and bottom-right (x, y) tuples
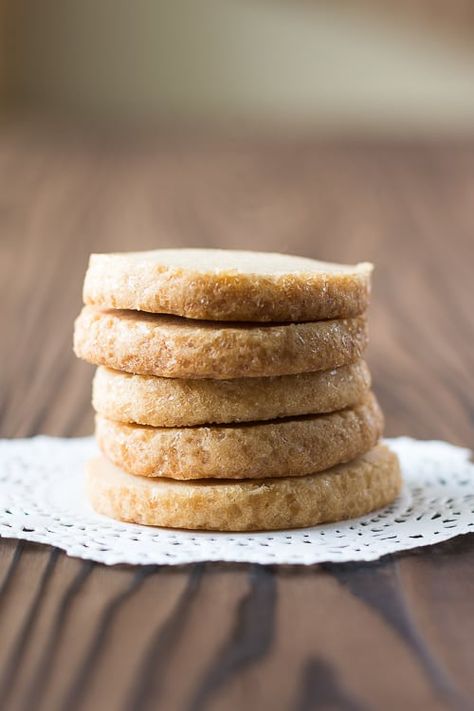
(74, 307), (368, 379)
(92, 361), (371, 427)
(86, 444), (401, 531)
(95, 393), (383, 480)
(83, 248), (372, 322)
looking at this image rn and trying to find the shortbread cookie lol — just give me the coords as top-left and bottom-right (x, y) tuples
(83, 248), (372, 322)
(92, 361), (371, 427)
(87, 444), (401, 531)
(74, 307), (368, 379)
(95, 394), (383, 480)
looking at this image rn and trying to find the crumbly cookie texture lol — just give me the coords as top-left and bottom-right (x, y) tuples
(74, 307), (368, 379)
(83, 248), (372, 322)
(92, 360), (371, 427)
(95, 393), (383, 480)
(86, 444), (401, 531)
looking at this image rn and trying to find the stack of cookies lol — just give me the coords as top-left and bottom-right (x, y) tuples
(73, 249), (401, 531)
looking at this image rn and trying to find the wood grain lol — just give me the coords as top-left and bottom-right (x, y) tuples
(0, 124), (473, 710)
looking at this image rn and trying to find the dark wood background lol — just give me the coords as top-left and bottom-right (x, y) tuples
(0, 123), (473, 711)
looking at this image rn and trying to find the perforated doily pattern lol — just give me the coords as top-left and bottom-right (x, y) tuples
(0, 436), (473, 565)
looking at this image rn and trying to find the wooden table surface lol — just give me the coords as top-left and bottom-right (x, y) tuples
(0, 125), (473, 711)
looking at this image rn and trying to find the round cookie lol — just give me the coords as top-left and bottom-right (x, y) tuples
(95, 393), (383, 480)
(74, 307), (368, 379)
(93, 361), (371, 427)
(83, 248), (372, 322)
(86, 444), (401, 531)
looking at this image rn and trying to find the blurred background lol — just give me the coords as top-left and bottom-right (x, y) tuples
(0, 0), (473, 444)
(2, 0), (474, 134)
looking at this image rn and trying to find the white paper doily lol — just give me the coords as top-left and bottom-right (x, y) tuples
(0, 436), (473, 565)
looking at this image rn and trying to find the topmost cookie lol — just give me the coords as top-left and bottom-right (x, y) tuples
(83, 248), (372, 322)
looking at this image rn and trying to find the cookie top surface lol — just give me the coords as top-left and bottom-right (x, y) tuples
(87, 248), (370, 275)
(83, 248), (372, 322)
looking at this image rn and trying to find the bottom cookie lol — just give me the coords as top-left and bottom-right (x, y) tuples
(86, 444), (402, 531)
